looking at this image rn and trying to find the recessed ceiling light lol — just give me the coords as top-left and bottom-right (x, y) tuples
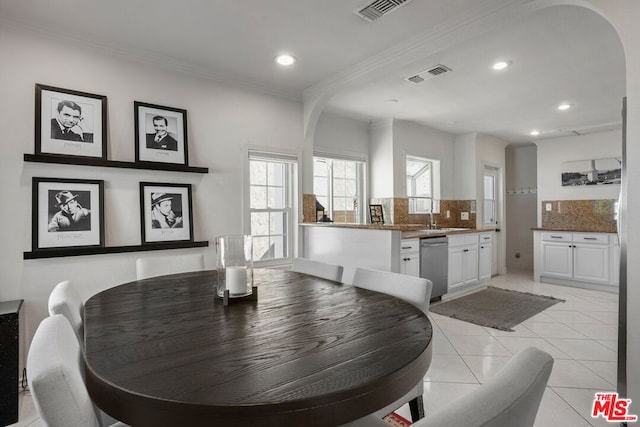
(557, 103), (572, 111)
(492, 60), (511, 71)
(530, 130), (540, 136)
(275, 54), (296, 66)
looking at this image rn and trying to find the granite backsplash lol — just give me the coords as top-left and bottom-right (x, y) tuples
(541, 199), (617, 232)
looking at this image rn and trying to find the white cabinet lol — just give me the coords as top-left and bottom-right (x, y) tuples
(400, 239), (420, 277)
(478, 233), (493, 281)
(448, 234), (479, 290)
(540, 232), (612, 285)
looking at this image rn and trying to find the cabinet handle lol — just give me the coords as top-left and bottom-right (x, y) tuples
(550, 236), (563, 239)
(401, 246), (412, 249)
(582, 237), (597, 240)
(483, 237), (490, 240)
(480, 246), (484, 249)
(464, 249), (469, 252)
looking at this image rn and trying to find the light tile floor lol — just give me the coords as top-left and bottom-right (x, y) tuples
(394, 269), (621, 427)
(12, 269), (620, 427)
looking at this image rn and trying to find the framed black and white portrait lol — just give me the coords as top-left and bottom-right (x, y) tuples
(369, 204), (384, 224)
(134, 102), (188, 166)
(140, 182), (193, 244)
(32, 177), (105, 251)
(35, 84), (107, 159)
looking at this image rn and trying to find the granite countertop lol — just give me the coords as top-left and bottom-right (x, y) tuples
(299, 222), (427, 231)
(531, 227), (617, 233)
(402, 228), (495, 239)
(299, 222), (495, 238)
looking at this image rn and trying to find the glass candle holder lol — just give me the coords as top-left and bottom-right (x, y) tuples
(216, 235), (253, 298)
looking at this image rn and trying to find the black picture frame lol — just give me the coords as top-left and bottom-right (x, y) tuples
(134, 101), (188, 166)
(35, 84), (108, 160)
(140, 182), (194, 244)
(369, 204), (384, 224)
(32, 177), (105, 251)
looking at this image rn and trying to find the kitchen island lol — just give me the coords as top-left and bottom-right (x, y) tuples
(300, 223), (492, 288)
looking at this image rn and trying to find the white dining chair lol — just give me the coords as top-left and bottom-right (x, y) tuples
(352, 346), (554, 427)
(48, 280), (84, 344)
(351, 267), (433, 421)
(291, 257), (344, 282)
(27, 314), (129, 427)
(136, 253), (205, 280)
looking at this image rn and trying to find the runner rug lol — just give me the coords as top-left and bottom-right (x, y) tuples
(430, 286), (565, 331)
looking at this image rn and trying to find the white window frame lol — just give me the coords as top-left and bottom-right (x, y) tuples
(313, 153), (366, 224)
(405, 154), (441, 214)
(483, 165), (499, 228)
(245, 149), (299, 267)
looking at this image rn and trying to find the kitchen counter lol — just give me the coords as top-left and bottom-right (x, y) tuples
(299, 222), (427, 231)
(531, 227), (617, 233)
(300, 222), (494, 240)
(401, 228), (495, 239)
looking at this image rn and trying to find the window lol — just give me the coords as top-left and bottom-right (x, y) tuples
(483, 166), (498, 227)
(313, 156), (365, 223)
(406, 155), (440, 213)
(247, 151), (297, 264)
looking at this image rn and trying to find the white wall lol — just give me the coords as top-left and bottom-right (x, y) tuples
(535, 130), (622, 224)
(314, 112), (369, 159)
(0, 25), (303, 372)
(505, 145), (537, 270)
(453, 133), (477, 200)
(369, 119), (394, 198)
(392, 120), (456, 199)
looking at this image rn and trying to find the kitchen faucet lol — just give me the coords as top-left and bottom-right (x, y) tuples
(428, 199), (437, 229)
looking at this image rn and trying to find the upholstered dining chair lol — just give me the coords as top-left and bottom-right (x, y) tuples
(351, 267), (433, 421)
(48, 280), (84, 344)
(27, 315), (129, 427)
(291, 257), (344, 282)
(351, 346), (553, 427)
(136, 253), (205, 280)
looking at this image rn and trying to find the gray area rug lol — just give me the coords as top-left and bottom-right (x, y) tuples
(430, 286), (565, 331)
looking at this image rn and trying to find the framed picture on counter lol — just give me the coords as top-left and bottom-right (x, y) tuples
(369, 204), (384, 224)
(134, 101), (188, 166)
(140, 182), (193, 244)
(35, 84), (108, 159)
(32, 177), (105, 251)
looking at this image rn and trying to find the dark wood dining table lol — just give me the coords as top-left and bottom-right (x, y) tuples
(84, 269), (433, 427)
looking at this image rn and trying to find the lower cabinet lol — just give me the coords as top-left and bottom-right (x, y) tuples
(478, 233), (493, 281)
(448, 234), (478, 291)
(540, 232), (613, 286)
(400, 238), (420, 277)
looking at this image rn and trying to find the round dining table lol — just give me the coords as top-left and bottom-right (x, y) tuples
(84, 268), (433, 427)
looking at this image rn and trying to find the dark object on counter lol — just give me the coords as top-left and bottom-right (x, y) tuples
(369, 204), (384, 224)
(316, 200), (326, 222)
(319, 214), (333, 223)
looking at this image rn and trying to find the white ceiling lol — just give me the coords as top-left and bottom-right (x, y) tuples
(0, 0), (625, 144)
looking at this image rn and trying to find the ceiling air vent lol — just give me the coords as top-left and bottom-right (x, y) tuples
(355, 0), (414, 23)
(405, 64), (452, 84)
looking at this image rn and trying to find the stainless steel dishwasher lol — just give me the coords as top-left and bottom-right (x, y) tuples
(420, 237), (448, 301)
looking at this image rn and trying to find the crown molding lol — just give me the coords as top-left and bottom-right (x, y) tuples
(0, 16), (302, 102)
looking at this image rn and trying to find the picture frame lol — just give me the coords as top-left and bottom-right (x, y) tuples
(561, 158), (622, 186)
(32, 177), (105, 251)
(140, 182), (193, 244)
(134, 101), (188, 166)
(35, 84), (108, 159)
(369, 204), (384, 224)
